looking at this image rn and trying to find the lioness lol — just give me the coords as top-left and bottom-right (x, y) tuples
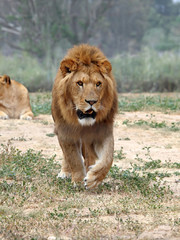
(52, 44), (118, 188)
(0, 75), (34, 119)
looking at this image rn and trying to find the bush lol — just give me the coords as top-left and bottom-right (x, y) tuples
(0, 53), (57, 92)
(111, 48), (180, 92)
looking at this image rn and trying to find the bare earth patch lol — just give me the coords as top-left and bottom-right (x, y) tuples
(0, 109), (180, 239)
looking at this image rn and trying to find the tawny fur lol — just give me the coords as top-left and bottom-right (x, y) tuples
(52, 44), (118, 188)
(0, 75), (34, 120)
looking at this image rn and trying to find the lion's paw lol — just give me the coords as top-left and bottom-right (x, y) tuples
(57, 171), (71, 179)
(0, 115), (9, 120)
(84, 171), (102, 189)
(72, 171), (86, 183)
(20, 115), (33, 120)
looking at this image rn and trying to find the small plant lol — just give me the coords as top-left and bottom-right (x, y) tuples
(114, 147), (126, 160)
(49, 208), (68, 220)
(122, 119), (180, 131)
(46, 133), (56, 137)
(109, 165), (171, 199)
(10, 136), (32, 141)
(119, 95), (180, 112)
(143, 159), (162, 170)
(88, 208), (101, 217)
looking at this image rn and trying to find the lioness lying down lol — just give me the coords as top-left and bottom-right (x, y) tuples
(52, 44), (118, 188)
(0, 75), (34, 120)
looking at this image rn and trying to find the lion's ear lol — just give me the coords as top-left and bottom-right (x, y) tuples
(60, 59), (78, 77)
(2, 75), (11, 85)
(100, 60), (112, 74)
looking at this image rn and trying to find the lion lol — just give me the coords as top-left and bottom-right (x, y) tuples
(0, 75), (34, 120)
(51, 44), (118, 188)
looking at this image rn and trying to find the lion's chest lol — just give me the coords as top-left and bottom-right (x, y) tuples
(57, 123), (111, 143)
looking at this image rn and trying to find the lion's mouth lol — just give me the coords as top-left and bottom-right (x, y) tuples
(76, 109), (97, 120)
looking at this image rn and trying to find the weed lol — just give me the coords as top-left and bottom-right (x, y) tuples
(114, 147), (126, 160)
(49, 208), (68, 220)
(46, 133), (55, 137)
(164, 161), (180, 169)
(143, 159), (162, 170)
(0, 144), (58, 182)
(88, 208), (101, 217)
(119, 95), (180, 112)
(174, 172), (180, 176)
(118, 137), (131, 141)
(10, 136), (32, 141)
(108, 165), (171, 199)
(123, 118), (180, 131)
(0, 144), (178, 239)
(41, 120), (49, 125)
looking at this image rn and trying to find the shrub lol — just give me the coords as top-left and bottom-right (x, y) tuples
(111, 48), (180, 92)
(0, 53), (56, 92)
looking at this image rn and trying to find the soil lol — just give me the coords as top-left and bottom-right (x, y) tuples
(0, 111), (180, 239)
(0, 112), (179, 164)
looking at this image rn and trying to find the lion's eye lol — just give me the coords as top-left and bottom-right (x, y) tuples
(96, 81), (102, 87)
(77, 81), (83, 87)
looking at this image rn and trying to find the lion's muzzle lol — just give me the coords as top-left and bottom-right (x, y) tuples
(76, 109), (97, 120)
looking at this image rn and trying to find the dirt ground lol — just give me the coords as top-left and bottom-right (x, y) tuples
(0, 112), (179, 189)
(0, 112), (179, 160)
(0, 111), (180, 239)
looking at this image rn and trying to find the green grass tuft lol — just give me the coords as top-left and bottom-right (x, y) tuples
(119, 95), (180, 112)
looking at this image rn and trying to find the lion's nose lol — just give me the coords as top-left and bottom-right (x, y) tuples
(85, 99), (97, 106)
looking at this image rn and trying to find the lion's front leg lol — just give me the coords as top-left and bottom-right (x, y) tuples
(84, 134), (114, 189)
(82, 143), (97, 172)
(20, 111), (34, 120)
(0, 111), (9, 119)
(58, 139), (86, 183)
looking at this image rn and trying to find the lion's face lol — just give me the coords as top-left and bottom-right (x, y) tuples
(70, 71), (107, 126)
(58, 62), (115, 127)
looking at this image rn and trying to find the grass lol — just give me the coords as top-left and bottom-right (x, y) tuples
(0, 142), (179, 239)
(122, 119), (180, 131)
(118, 94), (180, 112)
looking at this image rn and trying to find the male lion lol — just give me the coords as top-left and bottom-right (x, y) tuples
(52, 44), (118, 188)
(0, 75), (34, 119)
